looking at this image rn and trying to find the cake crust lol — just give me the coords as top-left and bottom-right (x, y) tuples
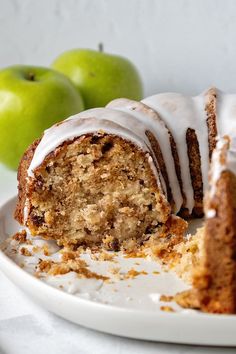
(15, 138), (40, 225)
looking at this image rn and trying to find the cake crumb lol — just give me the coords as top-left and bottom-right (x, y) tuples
(109, 267), (121, 275)
(160, 294), (174, 302)
(62, 251), (76, 261)
(38, 259), (54, 273)
(43, 244), (50, 256)
(91, 250), (116, 262)
(20, 247), (32, 257)
(160, 305), (175, 312)
(124, 251), (146, 259)
(37, 258), (109, 281)
(174, 290), (200, 309)
(124, 269), (148, 279)
(12, 230), (27, 244)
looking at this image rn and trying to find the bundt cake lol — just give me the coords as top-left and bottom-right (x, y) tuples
(14, 87), (236, 313)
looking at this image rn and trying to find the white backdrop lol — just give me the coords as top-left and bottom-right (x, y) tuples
(1, 0), (236, 97)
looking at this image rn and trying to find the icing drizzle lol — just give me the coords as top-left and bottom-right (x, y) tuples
(142, 92), (209, 213)
(206, 135), (236, 218)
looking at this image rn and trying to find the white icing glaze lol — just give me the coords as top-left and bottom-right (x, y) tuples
(142, 92), (209, 214)
(206, 209), (216, 218)
(208, 136), (236, 203)
(227, 137), (236, 175)
(107, 99), (183, 213)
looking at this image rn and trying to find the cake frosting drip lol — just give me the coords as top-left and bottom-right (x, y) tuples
(142, 92), (209, 214)
(26, 88), (236, 216)
(227, 137), (236, 175)
(208, 136), (236, 201)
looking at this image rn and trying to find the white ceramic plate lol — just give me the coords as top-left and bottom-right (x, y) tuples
(1, 197), (236, 346)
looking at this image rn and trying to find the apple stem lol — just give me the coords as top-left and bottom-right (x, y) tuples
(28, 72), (35, 81)
(98, 43), (104, 52)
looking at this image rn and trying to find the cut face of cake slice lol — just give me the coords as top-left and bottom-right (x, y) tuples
(15, 109), (187, 249)
(193, 136), (236, 313)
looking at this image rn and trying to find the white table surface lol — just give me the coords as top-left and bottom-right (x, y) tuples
(0, 163), (236, 354)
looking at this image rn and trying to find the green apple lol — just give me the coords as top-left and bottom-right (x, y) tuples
(52, 48), (143, 109)
(0, 65), (84, 170)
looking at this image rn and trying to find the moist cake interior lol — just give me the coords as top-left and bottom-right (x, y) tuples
(27, 134), (170, 249)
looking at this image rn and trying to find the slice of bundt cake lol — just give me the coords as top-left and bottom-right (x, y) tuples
(15, 108), (187, 249)
(193, 136), (236, 313)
